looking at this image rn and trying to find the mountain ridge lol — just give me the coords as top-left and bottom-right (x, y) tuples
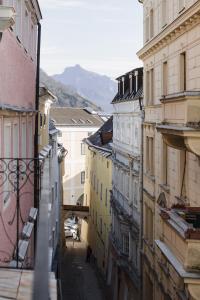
(53, 65), (117, 112)
(40, 69), (101, 111)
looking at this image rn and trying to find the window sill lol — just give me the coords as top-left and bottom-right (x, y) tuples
(159, 183), (170, 193)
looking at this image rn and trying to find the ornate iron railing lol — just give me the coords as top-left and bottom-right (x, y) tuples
(0, 158), (42, 269)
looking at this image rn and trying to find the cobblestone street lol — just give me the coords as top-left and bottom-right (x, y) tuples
(60, 241), (107, 300)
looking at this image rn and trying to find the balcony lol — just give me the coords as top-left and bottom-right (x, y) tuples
(159, 206), (200, 273)
(0, 6), (15, 31)
(157, 91), (200, 156)
(0, 157), (58, 299)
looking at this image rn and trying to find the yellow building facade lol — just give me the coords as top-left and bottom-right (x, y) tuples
(82, 118), (112, 277)
(138, 0), (200, 299)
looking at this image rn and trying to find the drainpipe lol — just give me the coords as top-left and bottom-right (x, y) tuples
(34, 22), (41, 209)
(33, 22), (41, 263)
(139, 97), (144, 300)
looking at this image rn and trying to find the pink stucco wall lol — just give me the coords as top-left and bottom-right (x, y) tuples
(0, 30), (36, 109)
(0, 27), (37, 265)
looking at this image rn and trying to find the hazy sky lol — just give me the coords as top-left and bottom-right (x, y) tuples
(39, 0), (143, 78)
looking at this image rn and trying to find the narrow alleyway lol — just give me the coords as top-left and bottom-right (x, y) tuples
(60, 240), (107, 300)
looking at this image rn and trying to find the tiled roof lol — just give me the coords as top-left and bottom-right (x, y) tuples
(85, 117), (113, 152)
(50, 107), (103, 127)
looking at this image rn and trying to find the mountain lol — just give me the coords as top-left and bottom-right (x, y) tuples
(40, 69), (101, 110)
(53, 65), (117, 112)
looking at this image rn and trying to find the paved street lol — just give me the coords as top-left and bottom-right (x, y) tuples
(60, 240), (107, 300)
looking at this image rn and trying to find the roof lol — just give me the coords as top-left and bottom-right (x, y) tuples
(112, 67), (143, 104)
(85, 116), (113, 154)
(39, 86), (57, 103)
(50, 107), (104, 127)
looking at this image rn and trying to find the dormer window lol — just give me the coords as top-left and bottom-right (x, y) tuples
(134, 70), (139, 92)
(122, 77), (125, 95)
(129, 74), (133, 94)
(118, 81), (121, 96)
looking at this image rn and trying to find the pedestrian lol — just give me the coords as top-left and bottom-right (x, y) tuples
(86, 245), (92, 262)
(76, 227), (80, 241)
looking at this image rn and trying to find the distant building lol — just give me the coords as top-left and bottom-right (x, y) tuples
(50, 107), (104, 205)
(108, 68), (143, 300)
(82, 117), (113, 277)
(138, 0), (200, 299)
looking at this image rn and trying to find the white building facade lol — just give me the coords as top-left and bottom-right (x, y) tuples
(50, 107), (104, 206)
(108, 68), (143, 300)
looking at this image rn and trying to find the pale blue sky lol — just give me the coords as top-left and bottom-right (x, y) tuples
(39, 0), (143, 78)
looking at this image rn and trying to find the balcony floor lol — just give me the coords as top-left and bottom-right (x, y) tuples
(0, 268), (57, 299)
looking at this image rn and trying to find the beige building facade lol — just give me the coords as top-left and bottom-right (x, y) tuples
(138, 0), (200, 299)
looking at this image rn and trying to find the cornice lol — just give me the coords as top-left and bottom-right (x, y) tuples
(137, 1), (200, 60)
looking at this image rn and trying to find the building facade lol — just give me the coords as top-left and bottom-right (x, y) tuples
(0, 0), (41, 267)
(50, 107), (103, 206)
(138, 0), (200, 299)
(81, 117), (113, 277)
(108, 68), (143, 300)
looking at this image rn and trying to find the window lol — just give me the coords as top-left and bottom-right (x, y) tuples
(13, 123), (19, 158)
(145, 16), (150, 42)
(23, 8), (29, 51)
(100, 218), (102, 234)
(122, 77), (125, 94)
(4, 122), (12, 207)
(96, 179), (99, 194)
(146, 69), (154, 105)
(28, 120), (33, 157)
(105, 188), (108, 206)
(162, 143), (169, 186)
(122, 234), (129, 255)
(81, 143), (86, 155)
(146, 136), (154, 176)
(133, 181), (138, 206)
(162, 61), (168, 96)
(149, 9), (154, 39)
(94, 174), (96, 190)
(162, 0), (167, 27)
(81, 171), (85, 184)
(145, 205), (153, 245)
(180, 52), (186, 92)
(129, 74), (133, 93)
(107, 161), (109, 169)
(100, 183), (103, 200)
(21, 121), (26, 157)
(55, 182), (58, 199)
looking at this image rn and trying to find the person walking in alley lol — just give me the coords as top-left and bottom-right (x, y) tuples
(86, 245), (92, 262)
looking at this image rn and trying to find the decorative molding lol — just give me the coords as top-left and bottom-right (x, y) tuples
(137, 2), (200, 60)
